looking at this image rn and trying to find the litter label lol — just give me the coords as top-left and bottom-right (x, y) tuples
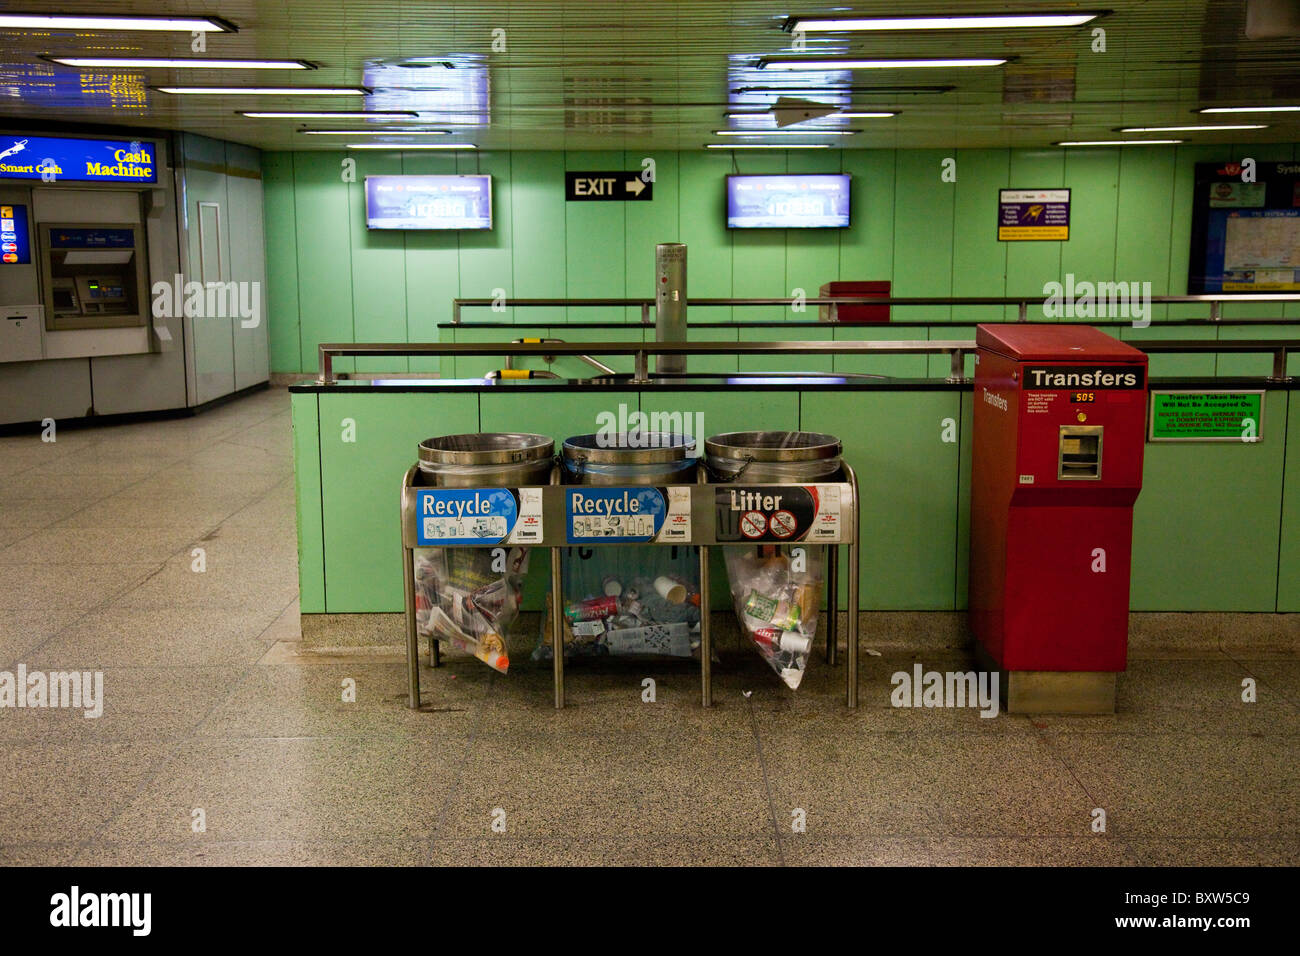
(714, 485), (844, 543)
(416, 488), (543, 545)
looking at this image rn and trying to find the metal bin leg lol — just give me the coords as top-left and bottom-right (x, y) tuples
(551, 546), (565, 708)
(403, 546), (421, 709)
(826, 546), (839, 666)
(700, 544), (712, 707)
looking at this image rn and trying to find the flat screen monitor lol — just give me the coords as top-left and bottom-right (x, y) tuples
(365, 175), (492, 230)
(727, 173), (850, 229)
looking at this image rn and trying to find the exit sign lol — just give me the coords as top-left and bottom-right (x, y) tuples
(564, 171), (653, 201)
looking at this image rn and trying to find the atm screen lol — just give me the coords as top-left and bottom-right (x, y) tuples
(0, 203), (31, 264)
(727, 174), (851, 229)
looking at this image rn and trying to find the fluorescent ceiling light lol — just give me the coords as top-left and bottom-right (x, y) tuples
(1057, 139), (1183, 146)
(156, 86), (367, 95)
(1198, 105), (1300, 114)
(1118, 124), (1266, 132)
(300, 129), (448, 135)
(49, 56), (311, 69)
(760, 58), (1007, 70)
(345, 143), (474, 149)
(0, 14), (234, 32)
(242, 110), (417, 118)
(705, 143), (831, 149)
(724, 111), (896, 119)
(788, 14), (1100, 31)
(715, 128), (852, 136)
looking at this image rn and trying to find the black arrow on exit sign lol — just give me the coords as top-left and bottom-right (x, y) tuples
(565, 171), (653, 201)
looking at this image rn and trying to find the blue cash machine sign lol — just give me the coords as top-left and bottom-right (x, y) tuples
(0, 135), (157, 183)
(416, 488), (544, 546)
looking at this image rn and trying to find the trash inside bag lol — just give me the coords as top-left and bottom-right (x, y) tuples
(724, 544), (823, 689)
(535, 545), (704, 660)
(414, 546), (529, 673)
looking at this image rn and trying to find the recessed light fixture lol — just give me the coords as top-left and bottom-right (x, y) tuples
(787, 14), (1101, 32)
(759, 58), (1007, 70)
(345, 143), (475, 149)
(705, 143), (832, 149)
(241, 111), (418, 118)
(723, 110), (896, 119)
(1118, 124), (1266, 132)
(714, 129), (853, 136)
(1197, 105), (1300, 114)
(156, 86), (368, 95)
(48, 56), (313, 70)
(0, 13), (235, 32)
(300, 129), (449, 135)
(1056, 139), (1183, 146)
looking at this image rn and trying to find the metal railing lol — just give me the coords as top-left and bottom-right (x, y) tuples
(316, 338), (1298, 386)
(450, 293), (1300, 324)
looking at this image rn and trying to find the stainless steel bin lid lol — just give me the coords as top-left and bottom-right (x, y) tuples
(418, 433), (553, 466)
(704, 431), (841, 463)
(561, 432), (694, 465)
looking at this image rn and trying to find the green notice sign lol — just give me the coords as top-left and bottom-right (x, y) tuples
(1149, 391), (1264, 442)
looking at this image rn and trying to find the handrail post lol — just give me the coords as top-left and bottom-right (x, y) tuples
(452, 301), (460, 325)
(1210, 300), (1221, 323)
(633, 348), (649, 383)
(947, 349), (966, 384)
(640, 301), (650, 325)
(1018, 300), (1028, 322)
(317, 346), (335, 385)
(1269, 346), (1291, 383)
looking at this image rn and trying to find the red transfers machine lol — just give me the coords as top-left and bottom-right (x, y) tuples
(969, 325), (1148, 713)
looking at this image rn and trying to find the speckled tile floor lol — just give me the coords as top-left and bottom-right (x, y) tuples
(1, 386), (1297, 867)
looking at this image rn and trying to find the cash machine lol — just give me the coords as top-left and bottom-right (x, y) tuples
(968, 324), (1149, 713)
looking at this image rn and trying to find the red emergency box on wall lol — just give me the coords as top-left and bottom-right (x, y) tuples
(968, 325), (1148, 710)
(818, 281), (890, 323)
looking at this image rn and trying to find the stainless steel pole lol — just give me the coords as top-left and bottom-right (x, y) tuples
(655, 242), (687, 375)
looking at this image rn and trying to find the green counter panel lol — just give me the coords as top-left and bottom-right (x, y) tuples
(803, 390), (964, 609)
(1279, 392), (1300, 612)
(292, 392), (325, 613)
(1131, 389), (1288, 611)
(319, 392), (479, 612)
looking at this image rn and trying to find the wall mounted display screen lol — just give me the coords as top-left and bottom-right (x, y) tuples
(0, 203), (31, 264)
(0, 134), (156, 183)
(726, 174), (850, 229)
(1188, 161), (1300, 293)
(364, 175), (493, 230)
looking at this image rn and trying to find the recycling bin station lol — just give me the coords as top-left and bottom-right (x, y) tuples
(968, 324), (1149, 713)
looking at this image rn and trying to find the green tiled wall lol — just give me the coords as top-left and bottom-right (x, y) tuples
(264, 145), (1299, 376)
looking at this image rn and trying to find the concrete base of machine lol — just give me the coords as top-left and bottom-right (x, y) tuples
(974, 645), (1118, 713)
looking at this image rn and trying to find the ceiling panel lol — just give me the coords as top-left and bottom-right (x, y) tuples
(0, 0), (1297, 150)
